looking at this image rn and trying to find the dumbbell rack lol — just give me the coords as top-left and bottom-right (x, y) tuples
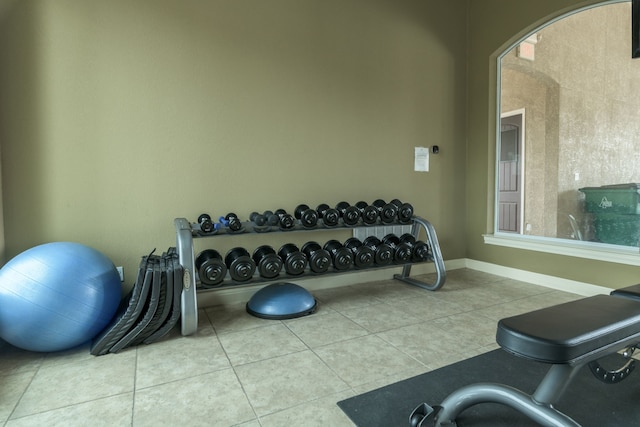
(174, 215), (446, 336)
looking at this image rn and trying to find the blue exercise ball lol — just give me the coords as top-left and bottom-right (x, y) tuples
(0, 242), (121, 352)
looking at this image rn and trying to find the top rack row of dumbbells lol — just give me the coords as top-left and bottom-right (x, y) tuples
(174, 199), (446, 336)
(191, 199), (417, 236)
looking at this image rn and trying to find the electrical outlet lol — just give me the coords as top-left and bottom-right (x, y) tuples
(116, 266), (124, 282)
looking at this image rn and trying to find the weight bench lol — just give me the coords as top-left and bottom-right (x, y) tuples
(410, 286), (640, 427)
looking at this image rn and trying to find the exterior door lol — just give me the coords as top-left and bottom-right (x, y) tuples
(498, 113), (523, 233)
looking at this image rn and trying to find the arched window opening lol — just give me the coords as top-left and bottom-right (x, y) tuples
(490, 1), (640, 263)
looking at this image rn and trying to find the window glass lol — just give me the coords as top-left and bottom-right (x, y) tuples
(497, 1), (640, 247)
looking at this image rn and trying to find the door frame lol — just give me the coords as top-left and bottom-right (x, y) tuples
(498, 108), (526, 234)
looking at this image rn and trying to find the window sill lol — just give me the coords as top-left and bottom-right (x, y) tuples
(483, 233), (640, 266)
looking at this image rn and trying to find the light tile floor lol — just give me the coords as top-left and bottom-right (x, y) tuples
(0, 268), (584, 426)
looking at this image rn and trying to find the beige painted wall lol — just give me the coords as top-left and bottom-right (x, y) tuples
(0, 0), (467, 287)
(467, 0), (640, 287)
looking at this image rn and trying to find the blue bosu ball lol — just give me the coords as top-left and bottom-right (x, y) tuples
(0, 242), (121, 352)
(246, 282), (317, 319)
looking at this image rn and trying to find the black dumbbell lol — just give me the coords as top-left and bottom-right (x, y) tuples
(301, 241), (331, 274)
(355, 201), (379, 225)
(195, 249), (227, 286)
(197, 213), (215, 233)
(250, 212), (264, 225)
(294, 204), (319, 228)
(274, 209), (295, 230)
(323, 240), (353, 271)
(263, 210), (281, 226)
(335, 201), (361, 226)
(219, 212), (243, 232)
(390, 199), (414, 223)
(250, 211), (267, 227)
(316, 203), (340, 227)
(343, 237), (375, 269)
(224, 247), (256, 282)
(399, 233), (430, 262)
(252, 245), (283, 279)
(278, 243), (308, 275)
(362, 236), (394, 266)
(382, 233), (412, 264)
(372, 199), (398, 224)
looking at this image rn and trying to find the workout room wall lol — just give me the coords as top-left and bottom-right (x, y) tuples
(0, 0), (467, 289)
(466, 0), (640, 288)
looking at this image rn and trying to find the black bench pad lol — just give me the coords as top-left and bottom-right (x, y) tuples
(497, 295), (640, 364)
(611, 283), (640, 300)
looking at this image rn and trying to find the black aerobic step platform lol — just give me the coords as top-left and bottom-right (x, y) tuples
(90, 248), (182, 356)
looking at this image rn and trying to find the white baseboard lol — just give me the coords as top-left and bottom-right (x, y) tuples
(195, 258), (610, 308)
(463, 259), (612, 296)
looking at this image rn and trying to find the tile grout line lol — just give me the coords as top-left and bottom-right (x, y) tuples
(4, 359), (42, 424)
(204, 306), (263, 426)
(130, 347), (138, 427)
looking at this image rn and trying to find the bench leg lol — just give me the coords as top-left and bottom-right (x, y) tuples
(434, 383), (581, 427)
(532, 363), (582, 404)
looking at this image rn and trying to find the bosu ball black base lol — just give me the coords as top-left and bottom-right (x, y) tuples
(246, 282), (317, 320)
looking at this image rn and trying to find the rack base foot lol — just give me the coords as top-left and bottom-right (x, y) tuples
(394, 273), (445, 291)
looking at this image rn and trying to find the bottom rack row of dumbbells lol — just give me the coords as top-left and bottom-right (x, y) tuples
(195, 233), (430, 289)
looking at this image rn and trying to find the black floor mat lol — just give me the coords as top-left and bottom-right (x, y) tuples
(338, 349), (640, 426)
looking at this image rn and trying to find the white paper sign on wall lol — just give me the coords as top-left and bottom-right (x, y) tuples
(414, 147), (429, 172)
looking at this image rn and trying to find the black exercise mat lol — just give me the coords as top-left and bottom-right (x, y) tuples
(90, 255), (154, 356)
(130, 253), (173, 346)
(109, 256), (162, 353)
(338, 349), (640, 426)
(143, 252), (182, 345)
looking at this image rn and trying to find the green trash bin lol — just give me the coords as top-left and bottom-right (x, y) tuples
(579, 184), (640, 246)
(579, 183), (640, 214)
(591, 213), (640, 246)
